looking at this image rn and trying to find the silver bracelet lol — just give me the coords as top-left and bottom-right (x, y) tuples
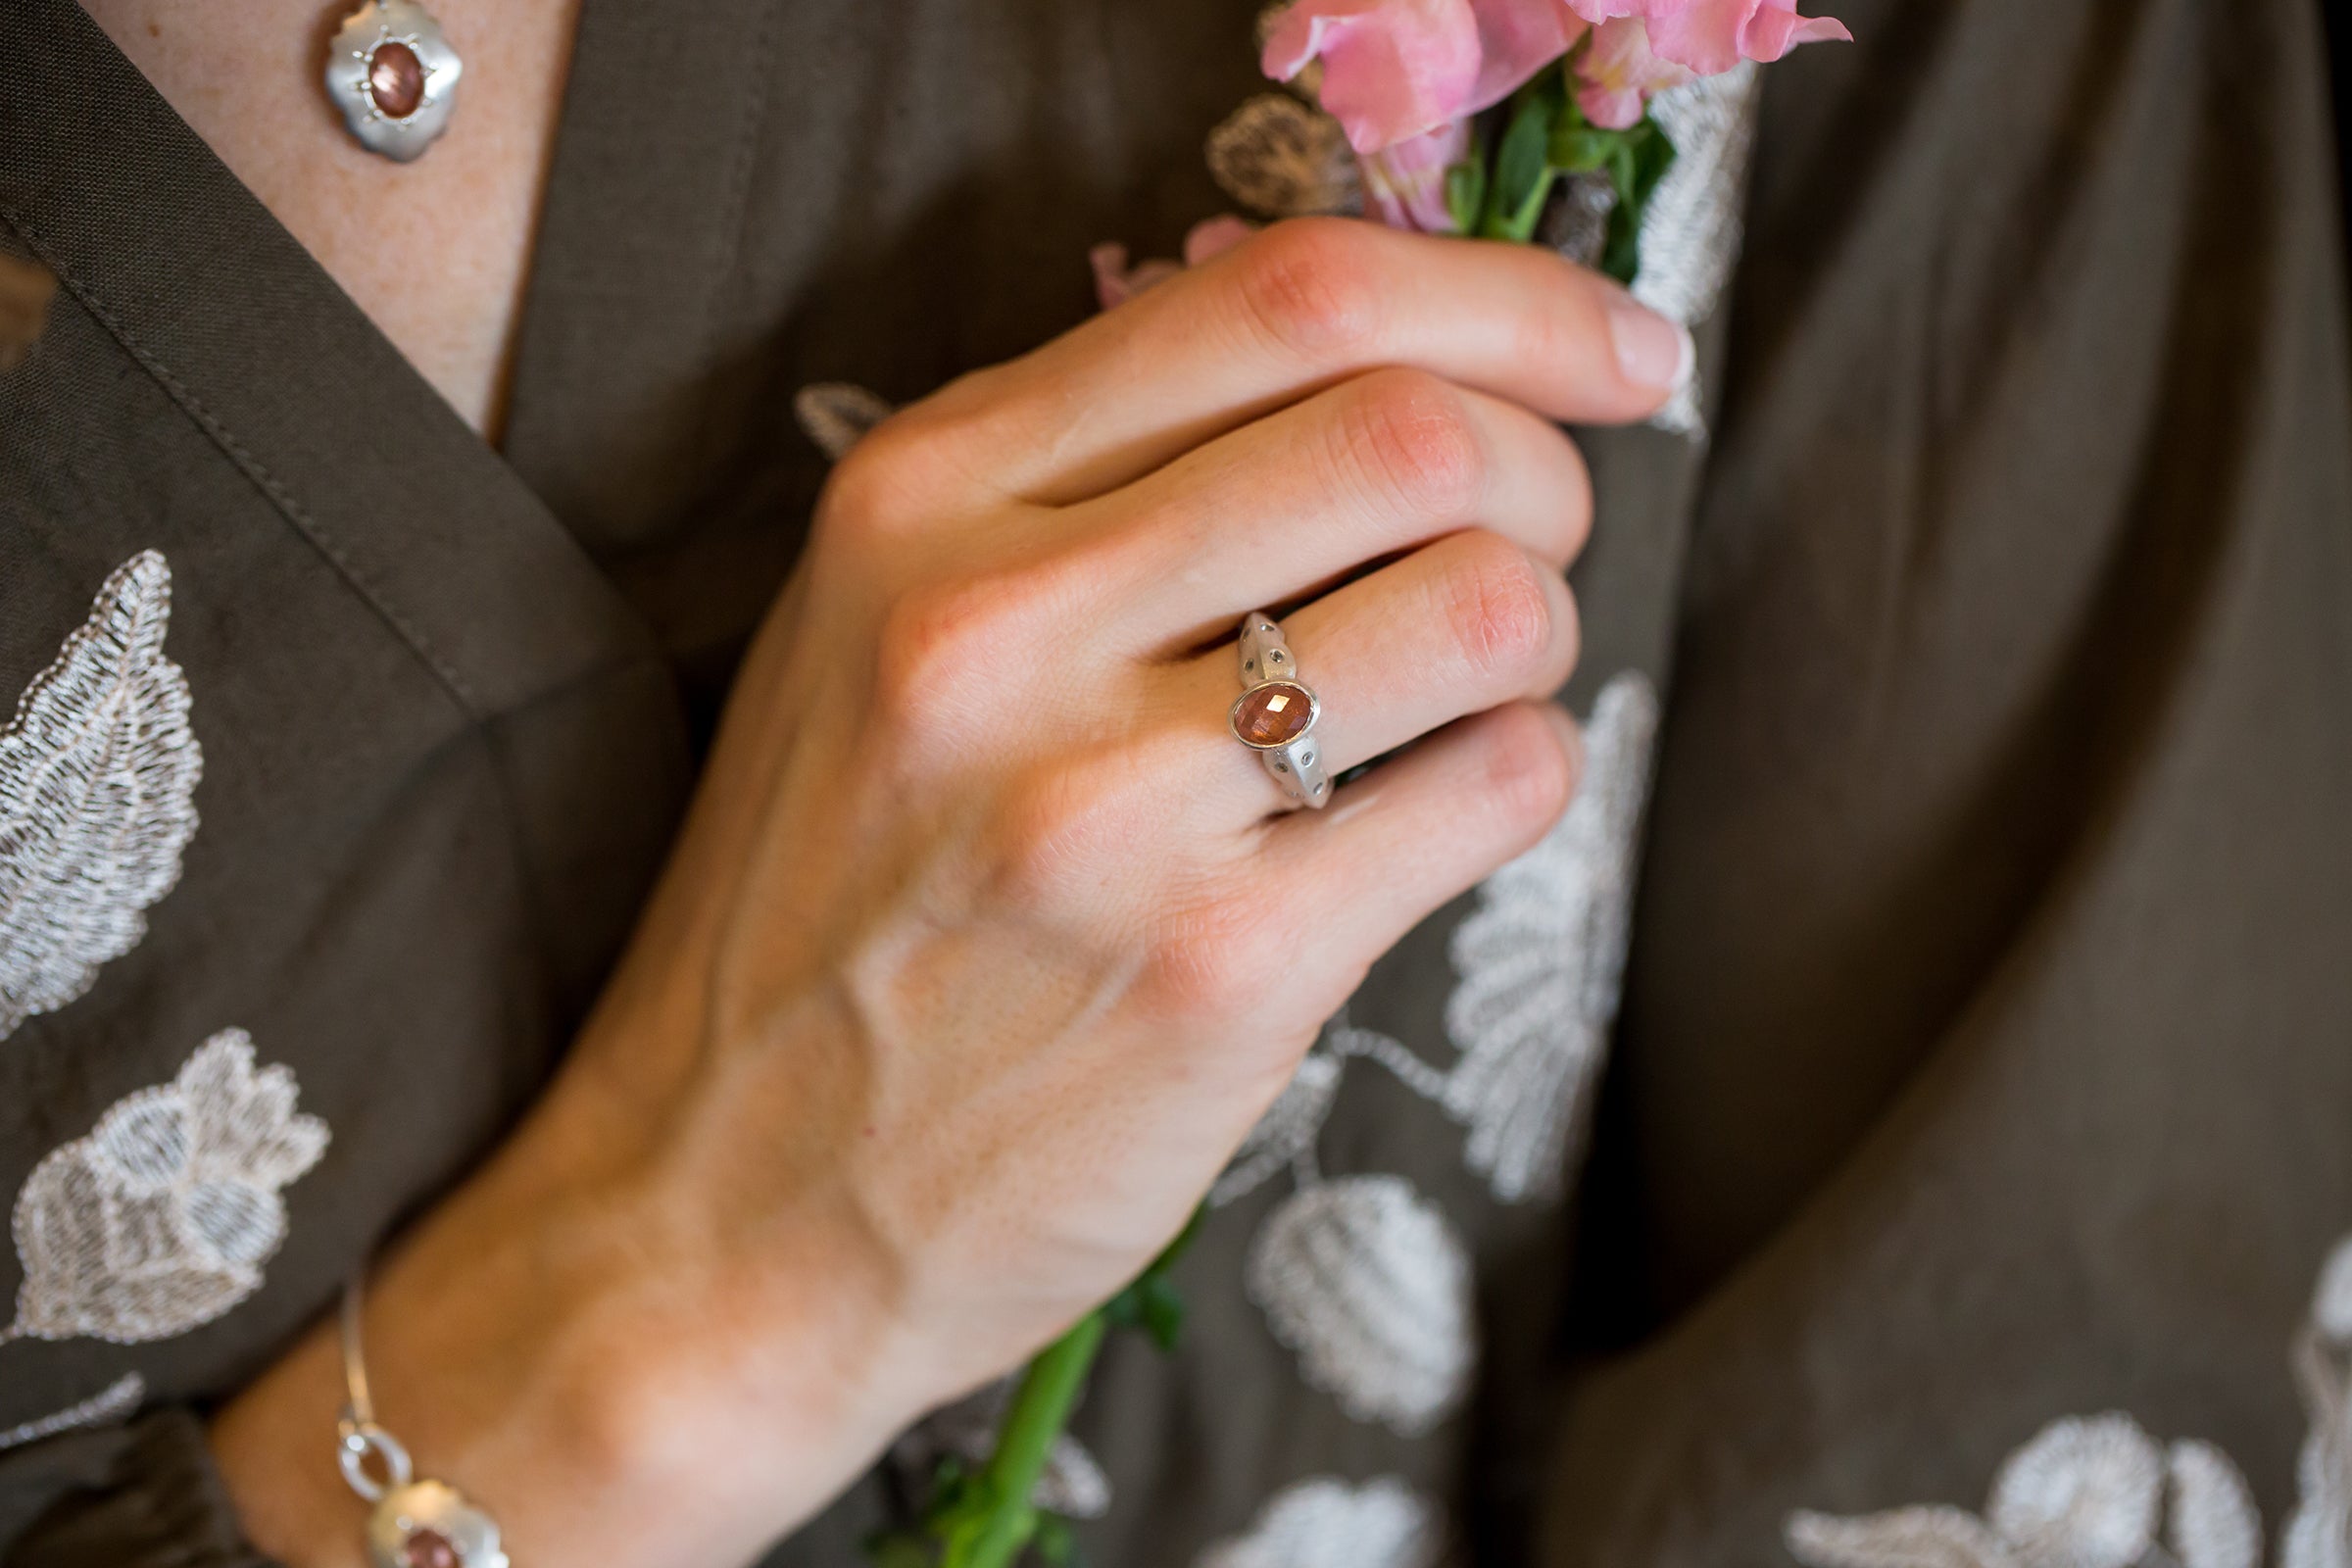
(335, 1271), (511, 1568)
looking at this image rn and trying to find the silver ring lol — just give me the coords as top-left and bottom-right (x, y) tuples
(1231, 612), (1331, 808)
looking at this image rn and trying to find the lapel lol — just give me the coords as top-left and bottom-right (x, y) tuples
(499, 0), (786, 558)
(0, 0), (660, 726)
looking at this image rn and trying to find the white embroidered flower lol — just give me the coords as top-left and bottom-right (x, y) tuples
(0, 551), (202, 1043)
(1197, 1476), (1443, 1568)
(2166, 1441), (2263, 1568)
(5, 1030), (329, 1345)
(1443, 672), (1659, 1203)
(0, 1372), (145, 1453)
(2312, 1233), (2352, 1346)
(1984, 1415), (2166, 1568)
(1634, 63), (1761, 436)
(2285, 1231), (2352, 1568)
(1788, 1417), (2257, 1568)
(1244, 1174), (1473, 1435)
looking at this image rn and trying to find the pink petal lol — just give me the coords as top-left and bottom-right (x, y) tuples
(1573, 17), (1693, 127)
(1261, 0), (1486, 151)
(1643, 0), (1846, 73)
(1738, 1), (1851, 61)
(1359, 119), (1473, 232)
(1641, 0), (1745, 74)
(1183, 215), (1258, 265)
(1561, 0), (1681, 23)
(1089, 243), (1184, 311)
(1465, 0), (1587, 112)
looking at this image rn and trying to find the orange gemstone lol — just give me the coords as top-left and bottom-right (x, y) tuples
(368, 42), (425, 118)
(1233, 681), (1314, 748)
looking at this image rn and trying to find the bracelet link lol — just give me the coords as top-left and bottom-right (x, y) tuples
(336, 1272), (511, 1568)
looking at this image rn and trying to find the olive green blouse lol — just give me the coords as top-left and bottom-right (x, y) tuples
(2, 0), (2349, 1564)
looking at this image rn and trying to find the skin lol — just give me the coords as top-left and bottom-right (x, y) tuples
(83, 5), (1694, 1562)
(82, 0), (581, 436)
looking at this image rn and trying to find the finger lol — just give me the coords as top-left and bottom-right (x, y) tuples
(1075, 368), (1590, 656)
(1249, 701), (1583, 1006)
(1173, 528), (1581, 826)
(917, 218), (1690, 505)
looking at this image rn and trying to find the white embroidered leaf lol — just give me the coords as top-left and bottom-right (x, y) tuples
(1244, 1175), (1473, 1435)
(1634, 63), (1761, 438)
(1211, 1049), (1344, 1207)
(0, 1372), (145, 1453)
(1205, 94), (1361, 220)
(1197, 1476), (1442, 1568)
(1985, 1415), (2165, 1568)
(2164, 1441), (2262, 1568)
(2313, 1233), (2352, 1346)
(1442, 673), (1659, 1203)
(792, 383), (895, 462)
(6, 1030), (328, 1345)
(1786, 1507), (2021, 1568)
(0, 551), (201, 1043)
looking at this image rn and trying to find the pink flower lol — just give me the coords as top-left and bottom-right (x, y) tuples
(1360, 119), (1473, 232)
(1089, 216), (1257, 311)
(1571, 17), (1692, 128)
(1262, 0), (1588, 153)
(1563, 0), (1849, 76)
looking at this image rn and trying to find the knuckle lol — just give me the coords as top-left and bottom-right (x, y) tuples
(871, 577), (1027, 740)
(1143, 895), (1283, 1022)
(1440, 536), (1555, 683)
(989, 752), (1141, 914)
(818, 417), (932, 541)
(1340, 368), (1485, 521)
(1233, 219), (1386, 365)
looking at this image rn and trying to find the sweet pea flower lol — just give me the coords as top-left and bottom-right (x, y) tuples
(1360, 119), (1473, 232)
(1089, 216), (1256, 311)
(1572, 17), (1692, 128)
(1262, 0), (1588, 153)
(1564, 0), (1850, 76)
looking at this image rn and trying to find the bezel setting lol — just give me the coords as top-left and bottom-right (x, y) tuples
(1230, 679), (1322, 751)
(365, 1479), (508, 1568)
(325, 0), (463, 163)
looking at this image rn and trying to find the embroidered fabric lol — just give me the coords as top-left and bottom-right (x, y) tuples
(0, 1372), (145, 1454)
(792, 382), (895, 462)
(4, 1030), (329, 1346)
(1209, 674), (1658, 1434)
(1197, 1476), (1444, 1568)
(1205, 94), (1362, 220)
(1244, 1174), (1474, 1435)
(890, 1380), (1114, 1520)
(1787, 1230), (2352, 1568)
(1443, 672), (1659, 1203)
(0, 551), (202, 1043)
(1634, 64), (1761, 437)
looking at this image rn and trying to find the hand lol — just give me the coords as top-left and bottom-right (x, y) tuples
(212, 218), (1690, 1567)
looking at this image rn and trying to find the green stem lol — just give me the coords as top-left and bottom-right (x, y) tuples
(944, 1311), (1111, 1568)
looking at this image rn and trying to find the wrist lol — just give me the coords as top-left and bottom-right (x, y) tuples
(214, 1060), (938, 1568)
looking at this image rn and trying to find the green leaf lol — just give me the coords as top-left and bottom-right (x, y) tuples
(867, 1529), (939, 1568)
(1600, 112), (1677, 283)
(1480, 73), (1563, 243)
(1138, 1276), (1187, 1352)
(1445, 155), (1487, 236)
(1035, 1517), (1077, 1567)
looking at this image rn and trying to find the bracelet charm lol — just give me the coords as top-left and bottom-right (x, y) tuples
(335, 1275), (511, 1568)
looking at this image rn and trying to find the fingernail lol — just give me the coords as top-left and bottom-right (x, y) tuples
(1607, 295), (1693, 395)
